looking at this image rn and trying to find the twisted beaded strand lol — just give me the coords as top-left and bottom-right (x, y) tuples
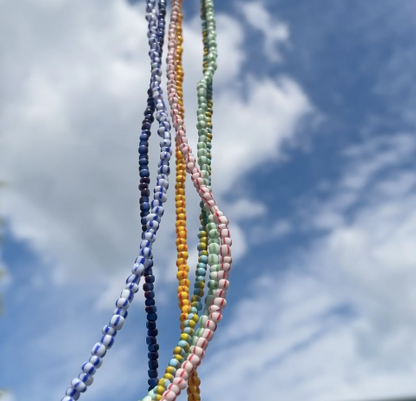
(141, 1), (233, 400)
(140, 0), (168, 391)
(60, 1), (173, 399)
(187, 2), (214, 399)
(142, 3), (193, 400)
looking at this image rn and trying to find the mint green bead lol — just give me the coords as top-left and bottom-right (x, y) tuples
(211, 264), (221, 272)
(210, 271), (218, 280)
(208, 254), (219, 265)
(206, 222), (217, 230)
(197, 149), (208, 156)
(208, 229), (219, 238)
(199, 156), (208, 165)
(208, 243), (220, 253)
(208, 280), (218, 289)
(196, 328), (204, 337)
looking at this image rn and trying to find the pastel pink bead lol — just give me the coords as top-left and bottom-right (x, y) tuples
(191, 346), (205, 358)
(188, 354), (201, 367)
(208, 304), (221, 313)
(175, 368), (189, 380)
(217, 271), (227, 279)
(218, 279), (229, 289)
(195, 337), (208, 349)
(163, 390), (176, 401)
(167, 384), (180, 394)
(212, 289), (227, 297)
(221, 263), (231, 272)
(213, 297), (227, 308)
(172, 377), (187, 390)
(182, 361), (194, 373)
(210, 311), (223, 323)
(200, 329), (214, 341)
(205, 320), (217, 331)
(220, 245), (231, 256)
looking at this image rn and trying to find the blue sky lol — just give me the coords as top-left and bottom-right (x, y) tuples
(1, 1), (416, 400)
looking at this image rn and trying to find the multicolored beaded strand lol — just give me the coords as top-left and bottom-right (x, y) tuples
(141, 1), (233, 401)
(60, 0), (173, 399)
(186, 3), (217, 397)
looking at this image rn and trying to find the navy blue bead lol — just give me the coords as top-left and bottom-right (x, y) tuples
(142, 203), (150, 211)
(144, 290), (155, 299)
(148, 344), (159, 352)
(146, 306), (157, 314)
(148, 360), (158, 370)
(146, 321), (157, 329)
(145, 275), (155, 283)
(148, 369), (158, 379)
(143, 283), (154, 291)
(148, 378), (158, 389)
(145, 298), (155, 306)
(147, 328), (158, 336)
(147, 312), (157, 321)
(146, 336), (157, 345)
(148, 351), (159, 359)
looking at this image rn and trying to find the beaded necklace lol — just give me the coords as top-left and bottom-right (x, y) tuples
(60, 1), (232, 400)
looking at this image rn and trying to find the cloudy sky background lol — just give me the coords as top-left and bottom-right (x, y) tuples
(1, 0), (416, 400)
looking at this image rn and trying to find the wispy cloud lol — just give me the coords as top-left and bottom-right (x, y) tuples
(240, 1), (290, 62)
(199, 133), (416, 401)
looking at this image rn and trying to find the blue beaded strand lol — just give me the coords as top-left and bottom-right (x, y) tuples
(139, 0), (167, 391)
(60, 1), (172, 399)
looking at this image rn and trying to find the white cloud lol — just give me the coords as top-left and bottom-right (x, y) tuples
(226, 199), (267, 221)
(241, 1), (290, 62)
(0, 0), (311, 288)
(199, 134), (416, 401)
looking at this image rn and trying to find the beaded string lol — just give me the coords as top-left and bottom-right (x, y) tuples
(170, 2), (203, 401)
(139, 1), (233, 400)
(187, 3), (215, 398)
(139, 0), (168, 391)
(60, 1), (173, 399)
